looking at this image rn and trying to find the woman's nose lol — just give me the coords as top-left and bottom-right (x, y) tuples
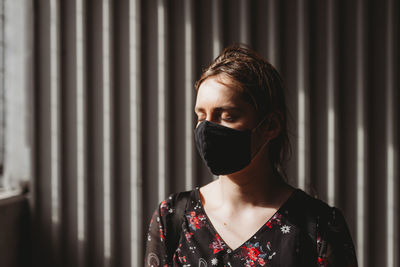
(205, 113), (219, 123)
(196, 117), (217, 128)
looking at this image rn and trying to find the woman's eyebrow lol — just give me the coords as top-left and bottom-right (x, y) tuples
(215, 106), (242, 112)
(194, 106), (242, 113)
(194, 107), (204, 113)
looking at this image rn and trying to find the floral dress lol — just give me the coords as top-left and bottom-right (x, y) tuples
(145, 188), (358, 267)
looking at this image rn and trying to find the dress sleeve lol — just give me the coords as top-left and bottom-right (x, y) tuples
(317, 208), (358, 267)
(144, 198), (174, 267)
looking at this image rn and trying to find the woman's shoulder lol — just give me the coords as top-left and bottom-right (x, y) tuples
(154, 189), (195, 217)
(284, 189), (350, 234)
(289, 188), (338, 217)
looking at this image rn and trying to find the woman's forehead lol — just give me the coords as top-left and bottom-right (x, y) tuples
(195, 77), (246, 109)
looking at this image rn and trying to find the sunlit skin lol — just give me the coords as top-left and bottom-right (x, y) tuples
(195, 75), (295, 251)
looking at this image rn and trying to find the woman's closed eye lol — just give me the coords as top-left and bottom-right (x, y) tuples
(221, 115), (235, 122)
(194, 110), (240, 123)
(221, 111), (239, 122)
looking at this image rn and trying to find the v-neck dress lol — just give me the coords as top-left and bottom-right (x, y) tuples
(145, 188), (357, 267)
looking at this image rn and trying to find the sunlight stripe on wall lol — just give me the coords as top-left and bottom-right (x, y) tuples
(184, 0), (194, 191)
(102, 0), (112, 264)
(326, 0), (337, 206)
(76, 0), (86, 245)
(385, 0), (397, 266)
(49, 0), (60, 228)
(296, 1), (309, 191)
(129, 0), (142, 266)
(212, 0), (222, 59)
(355, 1), (367, 266)
(157, 0), (167, 202)
(239, 0), (250, 45)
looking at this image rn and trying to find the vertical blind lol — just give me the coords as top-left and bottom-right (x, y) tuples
(33, 0), (399, 266)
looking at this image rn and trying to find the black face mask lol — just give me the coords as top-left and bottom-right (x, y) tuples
(194, 120), (265, 175)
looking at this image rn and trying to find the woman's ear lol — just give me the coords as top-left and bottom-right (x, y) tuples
(264, 112), (281, 141)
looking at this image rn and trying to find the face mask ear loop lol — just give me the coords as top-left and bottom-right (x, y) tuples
(251, 115), (270, 134)
(250, 115), (271, 158)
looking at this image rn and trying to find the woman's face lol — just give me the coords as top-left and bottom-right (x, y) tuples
(194, 76), (259, 131)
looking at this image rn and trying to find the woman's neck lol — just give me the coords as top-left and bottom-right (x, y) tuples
(217, 148), (292, 209)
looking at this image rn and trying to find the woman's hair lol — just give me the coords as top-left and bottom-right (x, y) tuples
(195, 44), (291, 178)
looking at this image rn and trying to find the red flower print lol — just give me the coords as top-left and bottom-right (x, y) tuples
(159, 228), (165, 241)
(209, 234), (226, 254)
(186, 211), (206, 231)
(317, 232), (328, 266)
(247, 246), (260, 261)
(318, 256), (328, 266)
(184, 230), (194, 242)
(189, 212), (201, 228)
(178, 255), (187, 263)
(160, 200), (170, 216)
(238, 242), (271, 266)
(266, 213), (282, 229)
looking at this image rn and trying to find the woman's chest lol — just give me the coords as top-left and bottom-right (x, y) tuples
(203, 209), (279, 252)
(174, 212), (315, 267)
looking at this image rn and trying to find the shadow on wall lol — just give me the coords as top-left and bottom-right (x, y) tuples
(0, 194), (31, 267)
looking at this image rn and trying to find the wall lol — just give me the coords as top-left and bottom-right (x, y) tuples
(0, 0), (33, 265)
(33, 0), (399, 267)
(0, 0), (34, 190)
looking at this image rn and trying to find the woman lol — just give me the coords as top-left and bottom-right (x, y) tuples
(145, 45), (358, 267)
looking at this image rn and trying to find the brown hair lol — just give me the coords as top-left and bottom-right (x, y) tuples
(195, 44), (291, 178)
